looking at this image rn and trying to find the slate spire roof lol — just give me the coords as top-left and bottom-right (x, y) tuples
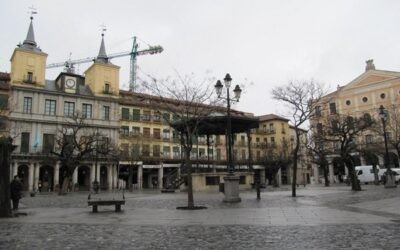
(20, 16), (41, 52)
(95, 33), (109, 63)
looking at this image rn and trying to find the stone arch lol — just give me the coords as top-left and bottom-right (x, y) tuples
(77, 165), (91, 191)
(17, 165), (29, 191)
(39, 165), (54, 192)
(100, 165), (108, 190)
(364, 153), (379, 166)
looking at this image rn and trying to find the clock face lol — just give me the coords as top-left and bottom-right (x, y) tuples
(65, 79), (76, 88)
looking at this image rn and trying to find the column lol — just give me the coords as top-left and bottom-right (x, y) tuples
(72, 168), (78, 187)
(158, 165), (163, 189)
(137, 165), (143, 189)
(90, 164), (95, 184)
(34, 163), (39, 192)
(113, 165), (118, 189)
(260, 168), (266, 186)
(344, 165), (349, 176)
(107, 165), (112, 190)
(54, 162), (60, 189)
(313, 163), (319, 184)
(360, 156), (366, 166)
(96, 163), (100, 184)
(28, 162), (34, 192)
(328, 163), (334, 184)
(13, 162), (18, 178)
(277, 168), (282, 186)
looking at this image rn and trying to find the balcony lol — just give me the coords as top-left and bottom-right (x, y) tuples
(22, 75), (37, 84)
(103, 86), (113, 94)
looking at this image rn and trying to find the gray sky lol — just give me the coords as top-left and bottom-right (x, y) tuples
(1, 0), (400, 116)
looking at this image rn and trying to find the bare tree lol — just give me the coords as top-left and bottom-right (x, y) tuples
(272, 80), (325, 197)
(322, 113), (374, 191)
(262, 140), (291, 187)
(144, 73), (219, 209)
(52, 116), (108, 195)
(306, 130), (330, 186)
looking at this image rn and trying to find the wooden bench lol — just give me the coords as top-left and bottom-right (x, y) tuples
(88, 200), (125, 213)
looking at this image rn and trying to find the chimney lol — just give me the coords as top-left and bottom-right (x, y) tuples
(365, 59), (375, 71)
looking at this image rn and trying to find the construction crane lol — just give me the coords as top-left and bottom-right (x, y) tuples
(46, 36), (163, 91)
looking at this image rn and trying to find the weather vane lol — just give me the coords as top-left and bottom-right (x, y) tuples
(99, 24), (107, 37)
(28, 5), (37, 20)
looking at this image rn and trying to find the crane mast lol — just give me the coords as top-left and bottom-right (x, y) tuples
(46, 36), (163, 92)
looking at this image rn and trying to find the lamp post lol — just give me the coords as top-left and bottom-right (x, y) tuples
(214, 73), (242, 174)
(378, 105), (396, 188)
(215, 73), (242, 202)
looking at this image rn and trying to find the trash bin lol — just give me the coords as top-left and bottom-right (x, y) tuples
(219, 183), (224, 193)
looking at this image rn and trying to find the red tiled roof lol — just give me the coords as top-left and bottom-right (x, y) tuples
(257, 114), (289, 122)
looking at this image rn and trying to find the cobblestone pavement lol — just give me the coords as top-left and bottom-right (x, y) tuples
(1, 184), (400, 249)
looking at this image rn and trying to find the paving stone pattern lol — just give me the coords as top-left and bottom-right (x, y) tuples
(1, 184), (400, 249)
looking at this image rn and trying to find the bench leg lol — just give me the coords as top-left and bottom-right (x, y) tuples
(92, 205), (98, 213)
(115, 204), (121, 212)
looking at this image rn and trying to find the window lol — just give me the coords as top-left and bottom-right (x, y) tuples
(120, 126), (129, 136)
(131, 127), (140, 136)
(163, 129), (170, 140)
(131, 144), (140, 158)
(316, 123), (323, 134)
(143, 127), (150, 138)
(346, 100), (351, 106)
(329, 103), (336, 114)
(362, 97), (368, 103)
(386, 132), (393, 141)
(216, 148), (221, 160)
(0, 94), (8, 109)
(315, 106), (322, 116)
(104, 83), (110, 93)
(163, 146), (170, 158)
(281, 123), (286, 134)
(205, 176), (220, 185)
(162, 113), (170, 123)
(44, 99), (56, 115)
(23, 97), (32, 113)
(153, 128), (161, 139)
(102, 106), (110, 120)
(331, 120), (339, 132)
(241, 149), (246, 160)
(173, 146), (180, 158)
(380, 93), (386, 99)
(153, 145), (160, 157)
(64, 101), (75, 117)
(142, 144), (150, 157)
(82, 103), (92, 118)
(27, 72), (33, 83)
(132, 109), (140, 121)
(153, 113), (161, 122)
(199, 148), (205, 158)
(20, 132), (30, 153)
(121, 108), (130, 120)
(239, 176), (246, 184)
(271, 137), (275, 144)
(365, 135), (373, 144)
(121, 143), (129, 158)
(142, 110), (151, 121)
(43, 134), (54, 154)
(269, 123), (274, 132)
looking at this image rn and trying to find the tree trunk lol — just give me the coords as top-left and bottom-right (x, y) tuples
(322, 164), (330, 187)
(185, 148), (194, 208)
(59, 176), (71, 195)
(347, 164), (361, 191)
(0, 138), (12, 217)
(292, 154), (298, 197)
(372, 164), (379, 185)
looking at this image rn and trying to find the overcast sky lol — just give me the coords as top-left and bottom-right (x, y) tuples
(1, 0), (400, 116)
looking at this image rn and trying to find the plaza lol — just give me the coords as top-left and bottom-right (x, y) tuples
(1, 184), (400, 249)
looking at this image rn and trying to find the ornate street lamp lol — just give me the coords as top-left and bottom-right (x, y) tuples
(378, 105), (396, 188)
(215, 73), (242, 203)
(214, 74), (242, 174)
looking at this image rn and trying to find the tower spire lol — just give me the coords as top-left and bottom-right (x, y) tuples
(95, 25), (108, 63)
(20, 6), (41, 51)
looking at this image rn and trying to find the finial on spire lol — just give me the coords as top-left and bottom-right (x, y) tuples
(95, 24), (109, 63)
(365, 59), (375, 71)
(20, 6), (41, 51)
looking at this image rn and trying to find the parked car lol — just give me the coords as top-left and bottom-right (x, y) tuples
(355, 165), (384, 184)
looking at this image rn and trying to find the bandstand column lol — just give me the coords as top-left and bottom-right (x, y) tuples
(54, 162), (60, 188)
(137, 165), (143, 189)
(28, 162), (34, 192)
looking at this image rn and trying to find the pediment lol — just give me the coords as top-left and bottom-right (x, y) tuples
(343, 70), (400, 91)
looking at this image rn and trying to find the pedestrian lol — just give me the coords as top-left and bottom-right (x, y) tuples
(10, 175), (22, 210)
